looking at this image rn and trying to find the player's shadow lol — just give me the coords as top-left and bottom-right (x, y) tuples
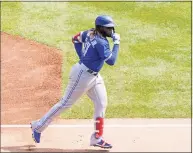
(1, 145), (110, 152)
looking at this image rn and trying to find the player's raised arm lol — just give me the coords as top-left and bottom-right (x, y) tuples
(105, 33), (120, 65)
(95, 33), (120, 66)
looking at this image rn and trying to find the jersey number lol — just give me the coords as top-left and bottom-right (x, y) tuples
(83, 41), (91, 56)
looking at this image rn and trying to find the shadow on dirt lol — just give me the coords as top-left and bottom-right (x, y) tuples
(1, 145), (110, 152)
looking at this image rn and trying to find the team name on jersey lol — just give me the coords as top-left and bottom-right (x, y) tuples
(91, 40), (97, 47)
(83, 37), (97, 56)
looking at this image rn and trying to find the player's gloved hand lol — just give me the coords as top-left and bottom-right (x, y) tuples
(111, 33), (120, 45)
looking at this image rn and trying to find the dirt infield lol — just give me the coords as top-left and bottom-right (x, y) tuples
(1, 33), (191, 152)
(1, 32), (62, 124)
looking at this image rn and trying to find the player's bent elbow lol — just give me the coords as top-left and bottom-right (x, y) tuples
(109, 62), (115, 66)
(106, 61), (115, 66)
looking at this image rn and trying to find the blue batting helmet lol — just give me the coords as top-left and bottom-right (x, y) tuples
(95, 15), (115, 27)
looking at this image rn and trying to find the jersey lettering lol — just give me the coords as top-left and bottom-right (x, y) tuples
(83, 41), (91, 56)
(91, 40), (97, 48)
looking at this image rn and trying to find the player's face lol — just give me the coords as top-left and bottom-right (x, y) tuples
(103, 27), (114, 37)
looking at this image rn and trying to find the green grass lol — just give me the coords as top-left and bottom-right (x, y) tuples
(1, 2), (191, 118)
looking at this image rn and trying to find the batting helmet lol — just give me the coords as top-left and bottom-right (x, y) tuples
(95, 15), (115, 27)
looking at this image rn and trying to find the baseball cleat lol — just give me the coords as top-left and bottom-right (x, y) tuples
(30, 123), (41, 143)
(92, 139), (112, 149)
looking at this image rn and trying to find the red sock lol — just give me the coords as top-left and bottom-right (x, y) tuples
(95, 117), (104, 138)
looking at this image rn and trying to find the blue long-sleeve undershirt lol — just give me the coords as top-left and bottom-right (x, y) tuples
(105, 44), (119, 65)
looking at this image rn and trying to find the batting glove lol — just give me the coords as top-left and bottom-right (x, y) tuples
(111, 33), (120, 45)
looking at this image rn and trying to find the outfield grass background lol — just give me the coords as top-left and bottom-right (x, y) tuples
(1, 2), (191, 118)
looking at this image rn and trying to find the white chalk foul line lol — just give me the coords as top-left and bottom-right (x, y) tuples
(0, 124), (191, 128)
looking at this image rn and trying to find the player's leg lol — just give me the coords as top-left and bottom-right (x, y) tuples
(31, 63), (96, 142)
(86, 74), (112, 149)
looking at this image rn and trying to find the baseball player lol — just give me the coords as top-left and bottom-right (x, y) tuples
(30, 15), (120, 149)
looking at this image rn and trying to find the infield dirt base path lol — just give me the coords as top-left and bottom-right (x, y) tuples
(1, 119), (191, 152)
